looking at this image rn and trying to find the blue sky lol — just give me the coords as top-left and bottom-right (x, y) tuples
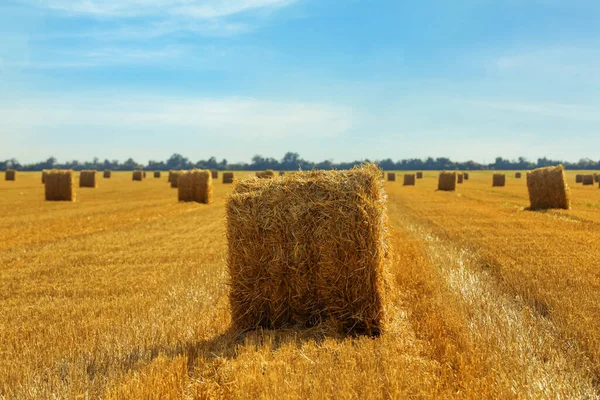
(1, 0), (599, 164)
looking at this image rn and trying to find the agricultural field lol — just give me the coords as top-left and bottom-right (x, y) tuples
(1, 170), (599, 399)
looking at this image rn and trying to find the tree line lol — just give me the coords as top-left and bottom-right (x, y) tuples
(1, 153), (599, 171)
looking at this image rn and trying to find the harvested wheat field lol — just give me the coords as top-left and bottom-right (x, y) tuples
(1, 170), (600, 399)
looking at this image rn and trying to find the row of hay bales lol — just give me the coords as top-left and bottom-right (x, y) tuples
(575, 174), (597, 186)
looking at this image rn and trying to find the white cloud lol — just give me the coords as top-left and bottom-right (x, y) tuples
(28, 0), (297, 18)
(0, 95), (354, 139)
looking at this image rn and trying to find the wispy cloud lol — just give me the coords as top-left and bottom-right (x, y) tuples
(0, 94), (354, 139)
(27, 0), (297, 18)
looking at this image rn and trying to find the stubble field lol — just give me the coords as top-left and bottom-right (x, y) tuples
(1, 170), (599, 399)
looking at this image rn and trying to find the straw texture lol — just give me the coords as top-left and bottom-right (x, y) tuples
(527, 165), (570, 210)
(5, 170), (15, 181)
(493, 174), (506, 187)
(79, 170), (97, 188)
(438, 172), (457, 191)
(45, 170), (75, 201)
(178, 170), (213, 204)
(227, 163), (391, 336)
(223, 172), (235, 184)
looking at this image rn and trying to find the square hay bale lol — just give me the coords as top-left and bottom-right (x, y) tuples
(527, 165), (570, 210)
(223, 172), (235, 184)
(42, 170), (49, 184)
(132, 170), (144, 181)
(403, 173), (416, 186)
(457, 173), (464, 184)
(438, 171), (457, 191)
(45, 170), (75, 201)
(79, 170), (97, 188)
(170, 171), (182, 188)
(103, 170), (111, 179)
(416, 172), (423, 179)
(515, 172), (522, 179)
(387, 172), (396, 182)
(256, 170), (276, 179)
(154, 171), (161, 178)
(463, 172), (469, 180)
(5, 169), (16, 181)
(227, 164), (390, 335)
(582, 175), (594, 186)
(211, 170), (218, 179)
(575, 174), (583, 183)
(493, 174), (506, 187)
(178, 170), (213, 204)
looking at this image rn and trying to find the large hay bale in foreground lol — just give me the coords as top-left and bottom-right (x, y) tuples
(79, 170), (97, 188)
(576, 174), (583, 183)
(256, 170), (276, 179)
(515, 172), (522, 179)
(438, 172), (457, 191)
(132, 170), (143, 181)
(211, 170), (218, 179)
(178, 170), (213, 204)
(154, 171), (161, 178)
(457, 173), (464, 184)
(416, 172), (423, 179)
(527, 165), (570, 210)
(227, 164), (390, 335)
(45, 170), (75, 201)
(5, 170), (15, 181)
(387, 172), (396, 182)
(223, 172), (234, 184)
(403, 174), (415, 186)
(103, 170), (111, 179)
(493, 174), (506, 187)
(582, 175), (594, 186)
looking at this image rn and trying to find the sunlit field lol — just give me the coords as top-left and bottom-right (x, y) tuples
(1, 170), (599, 399)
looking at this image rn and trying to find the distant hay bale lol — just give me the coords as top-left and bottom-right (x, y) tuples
(463, 172), (469, 180)
(595, 174), (599, 183)
(223, 172), (234, 184)
(256, 170), (276, 179)
(170, 171), (182, 188)
(457, 173), (464, 184)
(42, 170), (49, 184)
(576, 174), (583, 183)
(438, 171), (457, 191)
(154, 171), (161, 178)
(168, 170), (173, 183)
(178, 170), (213, 204)
(132, 170), (143, 181)
(387, 172), (396, 182)
(5, 169), (16, 181)
(79, 170), (97, 188)
(143, 171), (147, 178)
(45, 170), (75, 201)
(211, 170), (218, 179)
(515, 172), (522, 179)
(403, 174), (416, 186)
(416, 172), (423, 179)
(103, 170), (111, 179)
(493, 174), (506, 187)
(527, 165), (570, 210)
(582, 175), (594, 185)
(227, 163), (390, 335)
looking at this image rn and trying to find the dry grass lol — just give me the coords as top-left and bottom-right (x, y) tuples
(1, 171), (599, 399)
